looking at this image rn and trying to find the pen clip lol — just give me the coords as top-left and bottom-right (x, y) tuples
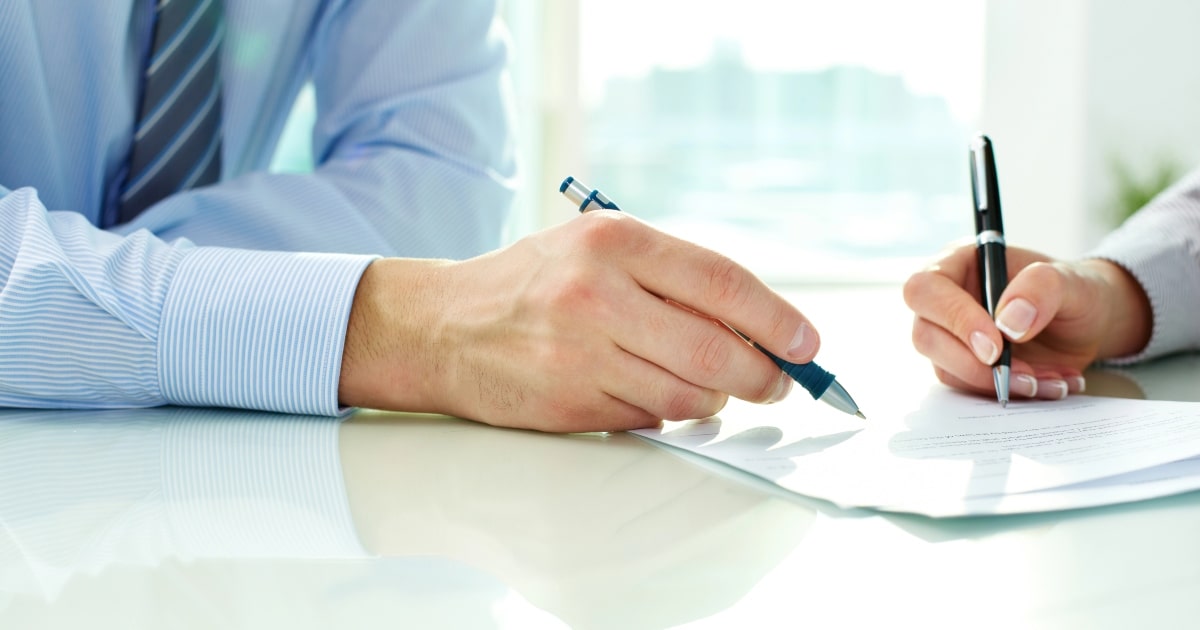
(971, 137), (989, 213)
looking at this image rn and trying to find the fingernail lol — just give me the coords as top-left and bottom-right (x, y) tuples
(768, 371), (794, 403)
(996, 298), (1037, 340)
(787, 323), (817, 361)
(1038, 379), (1069, 400)
(969, 331), (999, 365)
(1068, 376), (1087, 393)
(1012, 374), (1038, 398)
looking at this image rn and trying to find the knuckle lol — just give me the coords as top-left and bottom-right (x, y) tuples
(663, 386), (703, 420)
(944, 302), (972, 334)
(940, 298), (985, 338)
(703, 392), (729, 418)
(539, 265), (598, 315)
(911, 318), (936, 356)
(575, 211), (632, 253)
(1024, 261), (1064, 292)
(751, 370), (779, 403)
(760, 301), (795, 345)
(643, 301), (675, 337)
(902, 271), (936, 309)
(1023, 260), (1054, 276)
(689, 331), (732, 379)
(702, 254), (752, 310)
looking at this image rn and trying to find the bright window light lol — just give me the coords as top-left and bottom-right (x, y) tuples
(577, 0), (985, 283)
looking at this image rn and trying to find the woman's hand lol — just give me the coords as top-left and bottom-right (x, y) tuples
(903, 243), (1152, 401)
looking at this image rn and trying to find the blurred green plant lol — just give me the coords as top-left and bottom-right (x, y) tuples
(1108, 155), (1181, 225)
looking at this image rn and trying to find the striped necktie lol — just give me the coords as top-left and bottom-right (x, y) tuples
(118, 0), (225, 224)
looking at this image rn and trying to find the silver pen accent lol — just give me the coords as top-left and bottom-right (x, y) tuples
(993, 365), (1010, 408)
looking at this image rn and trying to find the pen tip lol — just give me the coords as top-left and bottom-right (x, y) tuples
(1001, 399), (1009, 408)
(855, 410), (866, 420)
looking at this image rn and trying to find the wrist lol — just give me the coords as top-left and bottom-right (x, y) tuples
(338, 257), (455, 412)
(1080, 259), (1153, 359)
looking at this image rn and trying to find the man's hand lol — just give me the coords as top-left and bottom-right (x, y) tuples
(338, 211), (820, 432)
(903, 243), (1152, 401)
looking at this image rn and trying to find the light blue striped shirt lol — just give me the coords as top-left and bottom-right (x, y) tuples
(0, 0), (517, 414)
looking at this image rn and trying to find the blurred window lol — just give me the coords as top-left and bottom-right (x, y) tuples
(577, 0), (984, 282)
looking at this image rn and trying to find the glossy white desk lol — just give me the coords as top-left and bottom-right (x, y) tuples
(2, 287), (1198, 629)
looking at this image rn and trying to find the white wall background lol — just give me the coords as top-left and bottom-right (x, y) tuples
(983, 0), (1200, 258)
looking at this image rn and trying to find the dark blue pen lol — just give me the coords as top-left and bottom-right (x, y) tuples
(559, 176), (865, 419)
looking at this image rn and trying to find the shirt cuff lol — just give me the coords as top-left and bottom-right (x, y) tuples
(1088, 232), (1200, 363)
(157, 247), (377, 415)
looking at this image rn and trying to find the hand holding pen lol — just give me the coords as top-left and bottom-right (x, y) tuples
(560, 177), (864, 419)
(342, 201), (842, 432)
(902, 135), (1150, 402)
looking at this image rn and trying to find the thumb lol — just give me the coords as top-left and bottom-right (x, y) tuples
(993, 261), (1097, 342)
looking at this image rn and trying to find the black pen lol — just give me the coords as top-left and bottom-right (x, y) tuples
(969, 135), (1011, 407)
(559, 176), (865, 419)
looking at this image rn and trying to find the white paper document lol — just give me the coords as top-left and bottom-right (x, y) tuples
(633, 388), (1200, 516)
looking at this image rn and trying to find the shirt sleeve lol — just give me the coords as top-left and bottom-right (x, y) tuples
(112, 0), (517, 262)
(0, 187), (374, 414)
(1087, 167), (1200, 363)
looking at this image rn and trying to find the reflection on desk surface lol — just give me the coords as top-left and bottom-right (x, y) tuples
(6, 389), (1200, 629)
(0, 406), (811, 629)
(1086, 353), (1200, 403)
